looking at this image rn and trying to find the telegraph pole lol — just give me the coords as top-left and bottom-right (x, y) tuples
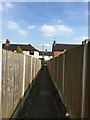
(42, 45), (44, 59)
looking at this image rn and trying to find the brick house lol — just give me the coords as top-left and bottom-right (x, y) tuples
(52, 41), (80, 58)
(3, 39), (39, 58)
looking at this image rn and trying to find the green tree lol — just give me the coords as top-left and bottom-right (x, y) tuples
(16, 46), (23, 54)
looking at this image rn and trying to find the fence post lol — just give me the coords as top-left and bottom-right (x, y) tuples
(22, 55), (26, 105)
(81, 40), (88, 118)
(30, 57), (32, 84)
(62, 50), (66, 100)
(0, 41), (2, 120)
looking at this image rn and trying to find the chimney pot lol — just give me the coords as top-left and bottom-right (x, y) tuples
(6, 39), (10, 46)
(53, 40), (56, 44)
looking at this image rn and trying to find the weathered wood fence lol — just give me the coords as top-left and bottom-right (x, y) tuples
(47, 40), (90, 118)
(0, 43), (41, 119)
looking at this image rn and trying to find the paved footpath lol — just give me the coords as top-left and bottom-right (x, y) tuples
(17, 66), (69, 119)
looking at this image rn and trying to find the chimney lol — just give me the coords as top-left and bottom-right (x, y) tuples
(45, 49), (47, 52)
(6, 39), (10, 46)
(53, 40), (56, 45)
(53, 37), (56, 45)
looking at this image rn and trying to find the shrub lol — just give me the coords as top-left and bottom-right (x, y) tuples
(16, 46), (23, 54)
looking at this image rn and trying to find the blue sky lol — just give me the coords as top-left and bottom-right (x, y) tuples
(1, 2), (88, 51)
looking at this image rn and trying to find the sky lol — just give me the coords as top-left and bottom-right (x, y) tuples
(0, 1), (88, 51)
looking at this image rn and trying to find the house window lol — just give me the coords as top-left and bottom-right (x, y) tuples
(30, 51), (34, 55)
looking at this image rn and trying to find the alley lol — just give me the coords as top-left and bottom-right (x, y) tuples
(16, 66), (68, 118)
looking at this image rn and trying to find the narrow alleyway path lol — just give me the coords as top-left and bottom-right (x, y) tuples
(16, 66), (68, 119)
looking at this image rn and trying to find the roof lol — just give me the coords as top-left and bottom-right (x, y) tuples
(39, 51), (52, 56)
(2, 44), (39, 51)
(52, 43), (80, 51)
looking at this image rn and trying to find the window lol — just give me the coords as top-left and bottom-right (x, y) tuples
(30, 51), (34, 55)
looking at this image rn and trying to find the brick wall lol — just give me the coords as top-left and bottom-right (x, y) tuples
(53, 51), (64, 58)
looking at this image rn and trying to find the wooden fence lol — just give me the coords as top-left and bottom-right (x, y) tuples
(0, 46), (41, 119)
(47, 40), (90, 118)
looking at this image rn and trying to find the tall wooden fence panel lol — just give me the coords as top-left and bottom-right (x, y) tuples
(64, 46), (83, 118)
(25, 56), (31, 92)
(47, 42), (89, 118)
(2, 49), (41, 118)
(57, 54), (63, 99)
(87, 42), (90, 118)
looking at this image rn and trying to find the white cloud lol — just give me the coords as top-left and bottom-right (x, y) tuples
(40, 24), (56, 36)
(1, 2), (13, 12)
(57, 20), (63, 23)
(66, 11), (81, 16)
(7, 20), (28, 36)
(28, 25), (35, 29)
(18, 29), (28, 36)
(39, 43), (51, 50)
(4, 2), (13, 9)
(44, 43), (51, 47)
(56, 25), (72, 32)
(39, 43), (51, 47)
(7, 21), (20, 29)
(83, 0), (89, 2)
(1, 38), (6, 43)
(52, 19), (63, 23)
(40, 24), (72, 36)
(72, 36), (88, 43)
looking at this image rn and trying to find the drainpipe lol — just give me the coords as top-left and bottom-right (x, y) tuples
(81, 40), (88, 118)
(0, 41), (2, 120)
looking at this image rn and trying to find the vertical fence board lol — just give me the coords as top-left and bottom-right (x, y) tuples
(0, 42), (2, 120)
(2, 50), (6, 118)
(58, 55), (63, 99)
(87, 42), (90, 118)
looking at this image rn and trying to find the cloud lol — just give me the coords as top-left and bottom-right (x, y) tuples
(65, 11), (81, 16)
(40, 24), (56, 36)
(44, 43), (51, 47)
(39, 43), (51, 50)
(39, 43), (51, 47)
(7, 20), (28, 36)
(72, 36), (88, 43)
(7, 21), (20, 29)
(4, 2), (13, 9)
(56, 25), (72, 32)
(1, 2), (14, 12)
(28, 25), (35, 30)
(18, 29), (28, 36)
(40, 24), (72, 36)
(52, 19), (63, 23)
(66, 10), (88, 17)
(83, 0), (89, 1)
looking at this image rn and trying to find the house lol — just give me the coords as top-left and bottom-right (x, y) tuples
(52, 41), (80, 58)
(2, 39), (39, 58)
(39, 49), (53, 61)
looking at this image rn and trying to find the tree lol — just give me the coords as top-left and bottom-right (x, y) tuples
(16, 46), (23, 54)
